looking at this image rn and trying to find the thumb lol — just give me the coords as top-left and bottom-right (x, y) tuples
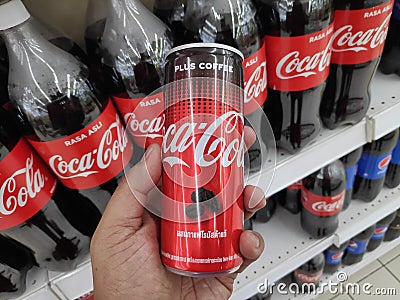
(98, 144), (162, 229)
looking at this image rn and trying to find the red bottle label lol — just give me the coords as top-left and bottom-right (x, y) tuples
(265, 24), (334, 92)
(113, 92), (164, 148)
(243, 41), (268, 115)
(301, 189), (345, 217)
(332, 1), (394, 65)
(0, 139), (57, 230)
(28, 101), (133, 190)
(287, 180), (302, 191)
(294, 269), (323, 283)
(161, 78), (244, 274)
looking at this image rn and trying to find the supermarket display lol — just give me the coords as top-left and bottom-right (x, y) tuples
(0, 0), (398, 298)
(0, 106), (90, 271)
(276, 181), (302, 214)
(101, 0), (173, 154)
(340, 147), (363, 210)
(323, 241), (349, 274)
(301, 160), (346, 238)
(0, 235), (35, 298)
(384, 210), (400, 241)
(254, 196), (276, 223)
(320, 0), (394, 129)
(379, 0), (400, 75)
(292, 253), (325, 293)
(0, 0), (134, 217)
(342, 225), (375, 265)
(367, 212), (397, 251)
(163, 0), (268, 172)
(259, 0), (333, 153)
(385, 133), (400, 188)
(161, 44), (245, 276)
(353, 129), (399, 202)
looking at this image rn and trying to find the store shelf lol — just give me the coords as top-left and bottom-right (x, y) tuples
(15, 267), (54, 300)
(231, 185), (400, 300)
(368, 73), (400, 141)
(278, 233), (400, 300)
(230, 208), (335, 300)
(249, 71), (400, 198)
(335, 186), (400, 246)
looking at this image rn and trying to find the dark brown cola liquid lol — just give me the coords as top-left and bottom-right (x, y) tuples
(0, 235), (35, 298)
(0, 108), (91, 272)
(258, 0), (333, 153)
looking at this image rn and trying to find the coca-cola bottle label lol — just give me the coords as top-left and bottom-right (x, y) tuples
(294, 269), (323, 283)
(391, 140), (400, 165)
(243, 41), (267, 115)
(324, 250), (344, 265)
(301, 189), (345, 217)
(370, 225), (389, 240)
(113, 92), (164, 148)
(346, 239), (368, 255)
(28, 101), (133, 190)
(357, 153), (392, 180)
(332, 1), (394, 65)
(264, 24), (334, 92)
(345, 165), (358, 190)
(287, 180), (302, 191)
(0, 139), (57, 230)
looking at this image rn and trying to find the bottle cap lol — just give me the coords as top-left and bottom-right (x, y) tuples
(0, 0), (30, 31)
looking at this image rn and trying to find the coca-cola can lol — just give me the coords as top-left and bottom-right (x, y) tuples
(161, 43), (245, 276)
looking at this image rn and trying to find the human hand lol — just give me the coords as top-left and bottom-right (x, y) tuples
(91, 128), (267, 300)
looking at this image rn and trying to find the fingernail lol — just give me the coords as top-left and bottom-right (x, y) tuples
(250, 232), (261, 249)
(142, 145), (154, 162)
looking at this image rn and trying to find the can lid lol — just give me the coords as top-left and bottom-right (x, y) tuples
(0, 0), (30, 31)
(167, 43), (244, 60)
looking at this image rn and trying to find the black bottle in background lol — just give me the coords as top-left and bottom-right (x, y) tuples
(385, 134), (400, 188)
(353, 129), (399, 202)
(342, 226), (375, 265)
(379, 0), (400, 76)
(293, 253), (325, 293)
(254, 196), (277, 223)
(0, 105), (91, 272)
(340, 147), (363, 210)
(324, 241), (349, 274)
(301, 160), (346, 238)
(384, 210), (400, 241)
(367, 212), (397, 251)
(0, 235), (35, 298)
(276, 181), (302, 214)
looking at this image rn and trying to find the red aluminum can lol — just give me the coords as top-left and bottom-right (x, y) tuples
(161, 43), (245, 276)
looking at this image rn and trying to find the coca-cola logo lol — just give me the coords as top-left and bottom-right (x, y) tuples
(295, 271), (321, 283)
(124, 112), (164, 139)
(49, 115), (130, 179)
(163, 111), (244, 169)
(276, 40), (331, 80)
(311, 199), (343, 213)
(378, 155), (392, 170)
(1, 155), (47, 216)
(332, 14), (391, 54)
(244, 61), (267, 104)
